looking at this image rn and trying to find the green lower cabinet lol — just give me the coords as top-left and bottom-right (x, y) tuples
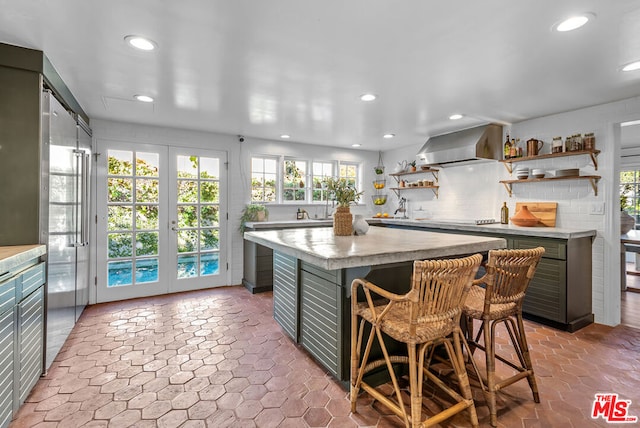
(522, 258), (567, 323)
(299, 266), (343, 379)
(0, 308), (15, 428)
(273, 252), (298, 341)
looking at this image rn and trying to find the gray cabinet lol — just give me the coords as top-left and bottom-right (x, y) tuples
(299, 262), (344, 379)
(0, 306), (15, 428)
(243, 222), (332, 293)
(0, 257), (45, 428)
(272, 252), (298, 341)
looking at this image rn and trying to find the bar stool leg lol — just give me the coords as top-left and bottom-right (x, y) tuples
(516, 312), (540, 403)
(485, 319), (498, 427)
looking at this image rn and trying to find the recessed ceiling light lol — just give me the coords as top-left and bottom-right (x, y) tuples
(134, 94), (154, 103)
(351, 143), (361, 147)
(383, 134), (395, 139)
(124, 35), (157, 51)
(622, 61), (640, 72)
(280, 134), (291, 139)
(360, 94), (377, 102)
(554, 13), (594, 32)
(449, 114), (463, 120)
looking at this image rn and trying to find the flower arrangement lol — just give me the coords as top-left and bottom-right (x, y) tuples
(323, 177), (363, 207)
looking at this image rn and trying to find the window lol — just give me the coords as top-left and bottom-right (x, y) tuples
(312, 161), (333, 202)
(621, 170), (639, 226)
(339, 162), (359, 188)
(250, 156), (361, 204)
(283, 159), (307, 202)
(251, 157), (277, 203)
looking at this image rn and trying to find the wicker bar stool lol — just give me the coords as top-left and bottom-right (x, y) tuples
(462, 247), (545, 427)
(350, 253), (482, 427)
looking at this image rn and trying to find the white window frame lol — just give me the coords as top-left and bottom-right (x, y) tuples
(248, 155), (363, 205)
(250, 155), (279, 204)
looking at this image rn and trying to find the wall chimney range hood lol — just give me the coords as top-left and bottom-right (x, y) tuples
(416, 123), (503, 167)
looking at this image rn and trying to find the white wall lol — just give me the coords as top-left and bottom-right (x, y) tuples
(92, 94), (640, 326)
(382, 95), (640, 326)
(90, 119), (379, 299)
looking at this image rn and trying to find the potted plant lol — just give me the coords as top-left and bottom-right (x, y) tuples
(324, 177), (363, 236)
(240, 204), (269, 233)
(408, 160), (417, 172)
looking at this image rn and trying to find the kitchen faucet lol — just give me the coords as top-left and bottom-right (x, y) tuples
(395, 197), (408, 219)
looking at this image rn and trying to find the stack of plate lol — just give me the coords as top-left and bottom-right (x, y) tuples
(515, 167), (529, 179)
(555, 168), (579, 177)
(531, 168), (545, 178)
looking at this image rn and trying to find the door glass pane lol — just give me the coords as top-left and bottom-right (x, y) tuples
(136, 258), (159, 283)
(136, 232), (158, 256)
(108, 178), (133, 202)
(178, 206), (198, 228)
(106, 149), (160, 288)
(177, 255), (197, 278)
(108, 206), (133, 230)
(201, 253), (219, 276)
(177, 155), (198, 178)
(136, 205), (158, 230)
(174, 155), (221, 282)
(136, 152), (159, 177)
(108, 261), (133, 287)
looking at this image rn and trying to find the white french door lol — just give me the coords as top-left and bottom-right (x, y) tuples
(95, 141), (228, 303)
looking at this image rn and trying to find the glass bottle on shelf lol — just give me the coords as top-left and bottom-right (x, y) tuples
(504, 134), (511, 159)
(500, 202), (509, 224)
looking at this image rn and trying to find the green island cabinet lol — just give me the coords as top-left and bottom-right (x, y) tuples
(381, 224), (594, 332)
(0, 250), (46, 428)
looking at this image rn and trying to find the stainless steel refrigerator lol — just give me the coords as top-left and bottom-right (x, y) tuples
(42, 91), (91, 369)
(0, 43), (92, 373)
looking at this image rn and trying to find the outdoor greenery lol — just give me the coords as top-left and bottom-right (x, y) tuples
(107, 154), (220, 261)
(621, 171), (638, 214)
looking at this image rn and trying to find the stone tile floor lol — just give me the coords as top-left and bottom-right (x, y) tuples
(9, 286), (640, 427)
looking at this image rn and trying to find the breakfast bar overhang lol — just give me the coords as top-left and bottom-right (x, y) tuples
(244, 226), (506, 383)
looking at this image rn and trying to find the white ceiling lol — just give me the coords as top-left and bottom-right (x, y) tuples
(2, 0), (640, 150)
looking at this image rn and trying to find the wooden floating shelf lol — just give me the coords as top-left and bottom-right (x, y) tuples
(500, 149), (601, 173)
(390, 185), (439, 198)
(499, 175), (601, 197)
(389, 167), (439, 177)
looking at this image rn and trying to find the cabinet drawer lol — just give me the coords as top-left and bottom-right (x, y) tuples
(18, 286), (44, 406)
(17, 263), (45, 302)
(0, 278), (16, 316)
(512, 237), (566, 260)
(0, 308), (15, 428)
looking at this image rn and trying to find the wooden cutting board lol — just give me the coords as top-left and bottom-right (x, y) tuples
(515, 202), (557, 227)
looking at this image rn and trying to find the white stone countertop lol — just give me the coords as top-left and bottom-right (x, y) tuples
(244, 227), (505, 270)
(0, 244), (46, 275)
(372, 218), (597, 240)
(245, 219), (332, 229)
(244, 218), (596, 239)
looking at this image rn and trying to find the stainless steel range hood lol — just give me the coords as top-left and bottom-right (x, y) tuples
(416, 123), (503, 167)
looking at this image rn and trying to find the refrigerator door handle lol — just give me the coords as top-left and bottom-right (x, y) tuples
(74, 150), (90, 247)
(81, 151), (90, 246)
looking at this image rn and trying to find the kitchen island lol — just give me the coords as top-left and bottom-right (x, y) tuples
(244, 226), (505, 382)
